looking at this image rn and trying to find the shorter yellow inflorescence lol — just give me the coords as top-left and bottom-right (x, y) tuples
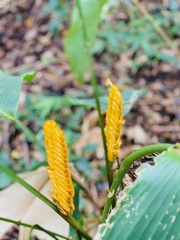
(44, 120), (75, 215)
(105, 82), (124, 162)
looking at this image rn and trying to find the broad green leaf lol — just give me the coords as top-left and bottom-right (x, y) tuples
(122, 89), (148, 116)
(95, 146), (180, 240)
(68, 89), (148, 115)
(32, 89), (147, 117)
(67, 96), (107, 111)
(0, 71), (35, 120)
(64, 0), (107, 83)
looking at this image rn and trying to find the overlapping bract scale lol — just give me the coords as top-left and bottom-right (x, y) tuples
(44, 120), (75, 215)
(105, 84), (124, 162)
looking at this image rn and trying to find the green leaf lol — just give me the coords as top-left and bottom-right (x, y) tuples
(0, 152), (12, 189)
(151, 51), (179, 65)
(0, 173), (12, 189)
(82, 143), (99, 153)
(30, 95), (64, 119)
(16, 120), (36, 143)
(68, 89), (148, 116)
(21, 72), (36, 82)
(95, 146), (180, 240)
(75, 156), (93, 174)
(122, 89), (148, 116)
(0, 153), (12, 168)
(32, 89), (147, 119)
(64, 0), (107, 83)
(0, 71), (35, 120)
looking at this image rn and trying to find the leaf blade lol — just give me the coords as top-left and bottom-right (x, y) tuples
(95, 146), (180, 240)
(64, 0), (107, 82)
(0, 71), (35, 120)
(67, 89), (148, 116)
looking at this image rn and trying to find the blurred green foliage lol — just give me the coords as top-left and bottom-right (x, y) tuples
(0, 71), (35, 120)
(65, 0), (108, 82)
(44, 0), (71, 35)
(46, 0), (179, 75)
(93, 2), (180, 70)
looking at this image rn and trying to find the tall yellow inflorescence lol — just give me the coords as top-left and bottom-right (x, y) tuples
(105, 81), (124, 162)
(44, 120), (75, 215)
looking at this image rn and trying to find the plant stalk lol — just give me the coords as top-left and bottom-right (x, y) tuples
(76, 0), (113, 188)
(0, 164), (92, 240)
(0, 217), (69, 240)
(101, 143), (173, 222)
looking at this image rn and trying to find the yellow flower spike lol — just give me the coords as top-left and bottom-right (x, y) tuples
(43, 120), (75, 215)
(105, 82), (124, 162)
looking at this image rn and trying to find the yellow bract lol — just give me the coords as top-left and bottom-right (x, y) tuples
(105, 83), (124, 162)
(44, 120), (75, 215)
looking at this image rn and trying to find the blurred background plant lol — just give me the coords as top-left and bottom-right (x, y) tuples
(44, 0), (71, 36)
(95, 0), (180, 77)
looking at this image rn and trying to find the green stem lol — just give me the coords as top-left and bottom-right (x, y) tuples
(0, 164), (92, 240)
(0, 217), (69, 240)
(101, 143), (173, 222)
(15, 120), (37, 144)
(91, 72), (113, 188)
(75, 0), (113, 188)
